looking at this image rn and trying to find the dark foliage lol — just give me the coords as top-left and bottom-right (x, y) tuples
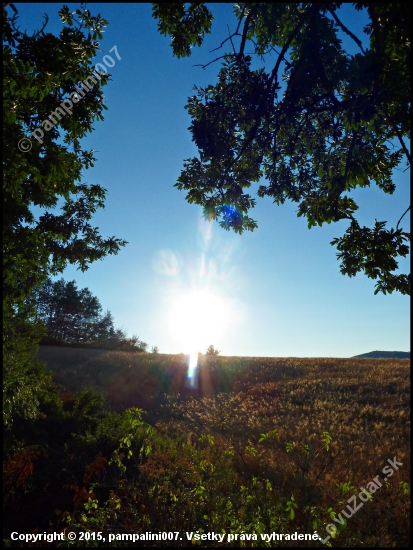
(3, 3), (126, 428)
(3, 354), (410, 546)
(153, 3), (410, 295)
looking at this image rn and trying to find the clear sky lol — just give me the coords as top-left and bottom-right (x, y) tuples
(12, 3), (410, 357)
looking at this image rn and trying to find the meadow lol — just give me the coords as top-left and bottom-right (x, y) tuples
(3, 347), (410, 547)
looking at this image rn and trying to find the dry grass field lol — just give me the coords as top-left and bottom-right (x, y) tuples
(7, 346), (407, 546)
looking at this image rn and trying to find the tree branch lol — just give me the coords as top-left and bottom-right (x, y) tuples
(327, 7), (366, 54)
(216, 9), (310, 186)
(233, 4), (246, 36)
(227, 24), (237, 56)
(238, 3), (260, 58)
(396, 206), (411, 230)
(210, 32), (240, 54)
(268, 8), (309, 87)
(194, 54), (232, 70)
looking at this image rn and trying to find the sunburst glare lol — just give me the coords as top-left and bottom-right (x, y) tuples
(169, 289), (230, 383)
(156, 216), (245, 385)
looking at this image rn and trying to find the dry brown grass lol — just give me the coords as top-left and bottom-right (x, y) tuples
(36, 347), (409, 546)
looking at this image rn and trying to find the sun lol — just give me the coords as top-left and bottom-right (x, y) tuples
(169, 289), (229, 357)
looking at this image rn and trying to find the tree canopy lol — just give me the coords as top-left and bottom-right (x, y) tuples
(3, 4), (127, 314)
(153, 2), (410, 295)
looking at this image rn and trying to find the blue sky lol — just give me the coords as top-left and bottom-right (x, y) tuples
(12, 3), (410, 357)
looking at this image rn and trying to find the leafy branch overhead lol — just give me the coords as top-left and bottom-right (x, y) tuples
(3, 4), (127, 312)
(153, 3), (410, 295)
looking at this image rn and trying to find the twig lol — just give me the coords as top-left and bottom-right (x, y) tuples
(227, 24), (236, 56)
(193, 54), (232, 70)
(210, 33), (240, 54)
(327, 7), (366, 54)
(396, 206), (411, 230)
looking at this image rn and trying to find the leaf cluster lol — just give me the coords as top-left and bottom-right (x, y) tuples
(152, 2), (213, 58)
(154, 3), (410, 294)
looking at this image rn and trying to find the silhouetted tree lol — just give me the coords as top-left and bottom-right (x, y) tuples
(153, 3), (410, 295)
(31, 277), (148, 351)
(205, 345), (220, 356)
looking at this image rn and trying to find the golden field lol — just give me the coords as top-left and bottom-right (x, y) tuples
(4, 347), (409, 546)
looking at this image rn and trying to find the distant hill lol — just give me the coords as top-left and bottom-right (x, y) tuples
(353, 351), (410, 359)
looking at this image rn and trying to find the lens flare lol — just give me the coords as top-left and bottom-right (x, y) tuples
(152, 249), (181, 276)
(187, 350), (199, 388)
(162, 214), (245, 378)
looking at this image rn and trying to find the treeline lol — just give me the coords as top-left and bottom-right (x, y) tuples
(27, 278), (148, 351)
